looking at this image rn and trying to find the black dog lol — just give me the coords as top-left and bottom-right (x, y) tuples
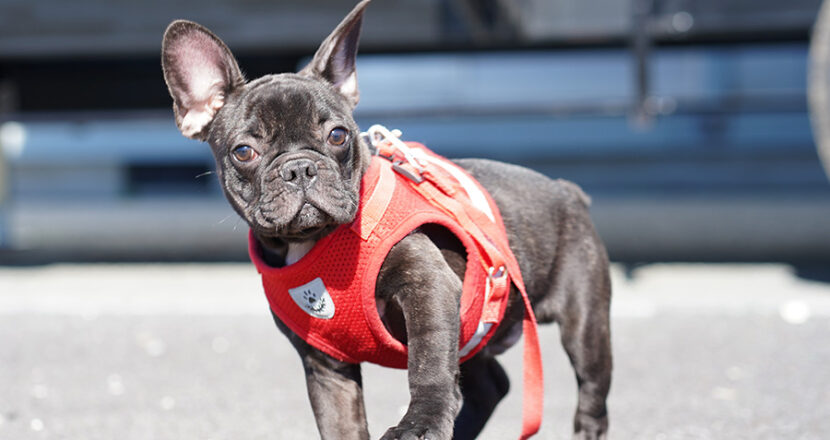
(162, 1), (611, 438)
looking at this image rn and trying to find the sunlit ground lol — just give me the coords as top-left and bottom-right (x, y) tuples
(1, 263), (829, 439)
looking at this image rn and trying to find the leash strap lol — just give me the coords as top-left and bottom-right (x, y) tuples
(518, 284), (543, 439)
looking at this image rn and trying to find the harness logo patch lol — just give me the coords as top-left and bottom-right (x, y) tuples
(288, 277), (335, 319)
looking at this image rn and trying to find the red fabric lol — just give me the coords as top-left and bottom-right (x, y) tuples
(248, 141), (543, 438)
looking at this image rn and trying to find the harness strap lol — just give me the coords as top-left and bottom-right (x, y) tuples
(373, 137), (544, 439)
(405, 164), (544, 439)
(351, 160), (396, 240)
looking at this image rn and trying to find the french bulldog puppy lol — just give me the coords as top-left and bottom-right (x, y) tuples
(162, 1), (611, 439)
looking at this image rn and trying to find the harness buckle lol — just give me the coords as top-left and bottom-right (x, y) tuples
(363, 124), (430, 183)
(489, 266), (507, 279)
(364, 125), (427, 169)
(392, 160), (424, 183)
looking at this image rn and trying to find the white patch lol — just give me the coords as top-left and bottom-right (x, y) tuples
(286, 241), (316, 265)
(160, 396), (176, 411)
(0, 121), (26, 158)
(418, 153), (496, 223)
(289, 277), (335, 319)
(30, 418), (45, 432)
(188, 68), (222, 102)
(780, 300), (811, 324)
(180, 94), (224, 138)
(338, 72), (358, 99)
(180, 109), (214, 138)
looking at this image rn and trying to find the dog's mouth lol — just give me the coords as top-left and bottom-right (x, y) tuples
(248, 169), (361, 244)
(255, 202), (338, 243)
(280, 224), (333, 241)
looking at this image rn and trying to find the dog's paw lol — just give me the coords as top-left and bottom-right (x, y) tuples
(380, 418), (451, 440)
(573, 411), (608, 440)
(379, 426), (438, 440)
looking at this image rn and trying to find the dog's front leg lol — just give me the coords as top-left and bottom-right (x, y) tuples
(378, 232), (464, 440)
(272, 314), (370, 440)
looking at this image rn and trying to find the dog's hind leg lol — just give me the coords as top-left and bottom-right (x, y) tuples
(452, 353), (511, 440)
(524, 183), (612, 440)
(559, 293), (612, 440)
(549, 234), (612, 440)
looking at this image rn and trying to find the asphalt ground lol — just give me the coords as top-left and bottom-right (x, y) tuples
(1, 263), (829, 439)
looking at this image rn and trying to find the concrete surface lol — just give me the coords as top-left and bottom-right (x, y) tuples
(1, 263), (829, 439)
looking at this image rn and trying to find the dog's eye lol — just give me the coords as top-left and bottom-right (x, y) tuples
(327, 127), (349, 146)
(231, 145), (258, 162)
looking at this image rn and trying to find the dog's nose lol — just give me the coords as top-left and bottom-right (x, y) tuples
(280, 158), (318, 186)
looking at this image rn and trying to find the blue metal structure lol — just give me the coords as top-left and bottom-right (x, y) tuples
(1, 41), (828, 262)
(0, 0), (828, 262)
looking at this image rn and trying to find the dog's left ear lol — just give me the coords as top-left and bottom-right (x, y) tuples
(299, 0), (370, 108)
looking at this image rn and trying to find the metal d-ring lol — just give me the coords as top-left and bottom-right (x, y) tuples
(489, 266), (506, 279)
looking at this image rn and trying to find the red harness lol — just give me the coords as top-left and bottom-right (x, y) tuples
(248, 132), (543, 439)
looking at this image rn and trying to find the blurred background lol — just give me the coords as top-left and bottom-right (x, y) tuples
(3, 2), (830, 439)
(1, 0), (829, 266)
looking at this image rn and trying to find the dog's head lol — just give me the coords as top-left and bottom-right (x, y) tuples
(162, 0), (371, 249)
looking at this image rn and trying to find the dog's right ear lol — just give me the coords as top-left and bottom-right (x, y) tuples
(162, 20), (245, 140)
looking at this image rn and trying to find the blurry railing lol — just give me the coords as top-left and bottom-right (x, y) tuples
(1, 0), (829, 262)
(1, 42), (829, 262)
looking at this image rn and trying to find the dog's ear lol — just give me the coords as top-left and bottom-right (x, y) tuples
(162, 20), (245, 140)
(299, 0), (370, 108)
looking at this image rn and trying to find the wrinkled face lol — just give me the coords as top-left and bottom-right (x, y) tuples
(208, 74), (367, 244)
(162, 0), (369, 248)
(162, 1), (372, 246)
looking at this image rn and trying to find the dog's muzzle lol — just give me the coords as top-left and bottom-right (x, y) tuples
(280, 158), (319, 189)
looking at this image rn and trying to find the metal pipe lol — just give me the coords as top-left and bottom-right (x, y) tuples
(631, 0), (654, 128)
(0, 129), (8, 248)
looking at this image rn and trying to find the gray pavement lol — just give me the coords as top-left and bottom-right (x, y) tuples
(1, 263), (829, 439)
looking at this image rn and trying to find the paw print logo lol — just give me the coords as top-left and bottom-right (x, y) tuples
(288, 278), (335, 319)
(302, 289), (327, 313)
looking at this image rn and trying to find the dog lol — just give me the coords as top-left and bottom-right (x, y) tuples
(161, 1), (611, 439)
